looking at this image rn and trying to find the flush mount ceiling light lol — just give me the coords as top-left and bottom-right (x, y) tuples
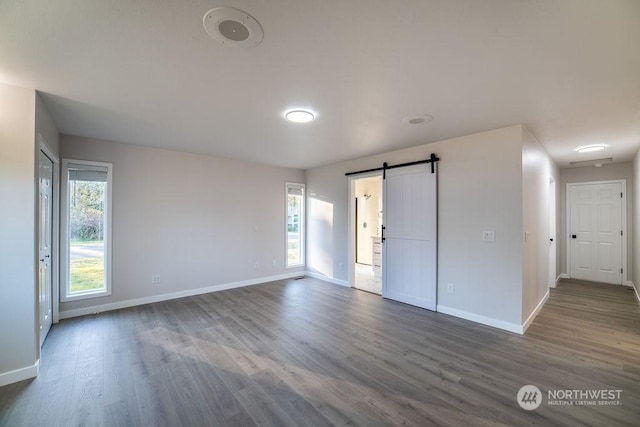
(402, 114), (434, 125)
(285, 109), (315, 123)
(203, 7), (263, 47)
(575, 144), (607, 153)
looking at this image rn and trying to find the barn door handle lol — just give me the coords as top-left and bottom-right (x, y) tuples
(571, 235), (577, 239)
(381, 225), (386, 243)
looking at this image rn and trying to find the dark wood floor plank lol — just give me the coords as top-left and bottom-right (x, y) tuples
(1, 278), (639, 426)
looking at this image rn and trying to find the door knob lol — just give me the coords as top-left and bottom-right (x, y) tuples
(571, 234), (577, 239)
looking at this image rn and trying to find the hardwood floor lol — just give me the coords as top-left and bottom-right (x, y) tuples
(1, 278), (639, 426)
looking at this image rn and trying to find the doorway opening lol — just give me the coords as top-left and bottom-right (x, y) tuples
(346, 156), (439, 310)
(352, 175), (383, 294)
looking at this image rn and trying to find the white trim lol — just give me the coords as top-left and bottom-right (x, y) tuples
(59, 272), (302, 320)
(0, 360), (39, 387)
(631, 282), (640, 305)
(285, 182), (305, 269)
(560, 273), (570, 279)
(623, 280), (634, 288)
(436, 305), (523, 334)
(566, 180), (627, 285)
(522, 290), (550, 333)
(61, 159), (113, 302)
(549, 274), (563, 288)
(305, 270), (350, 287)
(39, 136), (60, 327)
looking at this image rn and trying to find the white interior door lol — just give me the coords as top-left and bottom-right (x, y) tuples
(39, 151), (53, 346)
(548, 179), (556, 287)
(382, 164), (437, 310)
(569, 182), (622, 284)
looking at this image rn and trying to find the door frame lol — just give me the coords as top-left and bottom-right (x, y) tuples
(348, 171), (383, 289)
(39, 135), (60, 326)
(548, 177), (556, 288)
(566, 179), (626, 285)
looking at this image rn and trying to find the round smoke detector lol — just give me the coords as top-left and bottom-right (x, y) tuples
(203, 7), (263, 47)
(402, 114), (434, 125)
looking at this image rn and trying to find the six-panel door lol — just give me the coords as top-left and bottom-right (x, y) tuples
(569, 182), (622, 285)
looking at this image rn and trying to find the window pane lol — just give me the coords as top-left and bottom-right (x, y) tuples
(68, 176), (106, 293)
(286, 183), (304, 267)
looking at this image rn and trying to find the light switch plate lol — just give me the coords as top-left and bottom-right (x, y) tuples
(482, 231), (495, 242)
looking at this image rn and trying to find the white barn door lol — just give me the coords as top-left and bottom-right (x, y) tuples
(382, 164), (437, 310)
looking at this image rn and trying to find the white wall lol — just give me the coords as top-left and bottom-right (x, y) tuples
(0, 83), (38, 385)
(307, 125), (525, 327)
(521, 127), (559, 324)
(59, 135), (305, 315)
(36, 94), (60, 154)
(559, 163), (634, 281)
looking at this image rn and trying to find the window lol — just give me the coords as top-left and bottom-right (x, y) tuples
(61, 160), (112, 301)
(286, 182), (305, 268)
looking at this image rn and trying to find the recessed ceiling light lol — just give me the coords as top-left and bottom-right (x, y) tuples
(285, 110), (315, 123)
(402, 114), (434, 125)
(575, 144), (607, 153)
(203, 7), (264, 47)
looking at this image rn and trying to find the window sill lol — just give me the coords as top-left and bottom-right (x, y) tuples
(286, 263), (305, 269)
(61, 288), (111, 303)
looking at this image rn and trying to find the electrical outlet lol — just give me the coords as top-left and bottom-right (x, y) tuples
(482, 231), (495, 242)
(447, 283), (454, 294)
(151, 275), (161, 284)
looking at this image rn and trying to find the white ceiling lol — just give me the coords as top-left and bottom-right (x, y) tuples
(1, 0), (639, 169)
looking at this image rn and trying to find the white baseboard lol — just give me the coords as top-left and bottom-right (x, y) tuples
(0, 360), (39, 387)
(304, 270), (350, 287)
(436, 305), (523, 334)
(630, 282), (640, 305)
(550, 274), (562, 288)
(59, 272), (303, 320)
(522, 290), (550, 334)
(623, 280), (634, 288)
(560, 273), (570, 279)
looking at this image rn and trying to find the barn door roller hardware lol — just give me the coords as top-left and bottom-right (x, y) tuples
(345, 153), (440, 178)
